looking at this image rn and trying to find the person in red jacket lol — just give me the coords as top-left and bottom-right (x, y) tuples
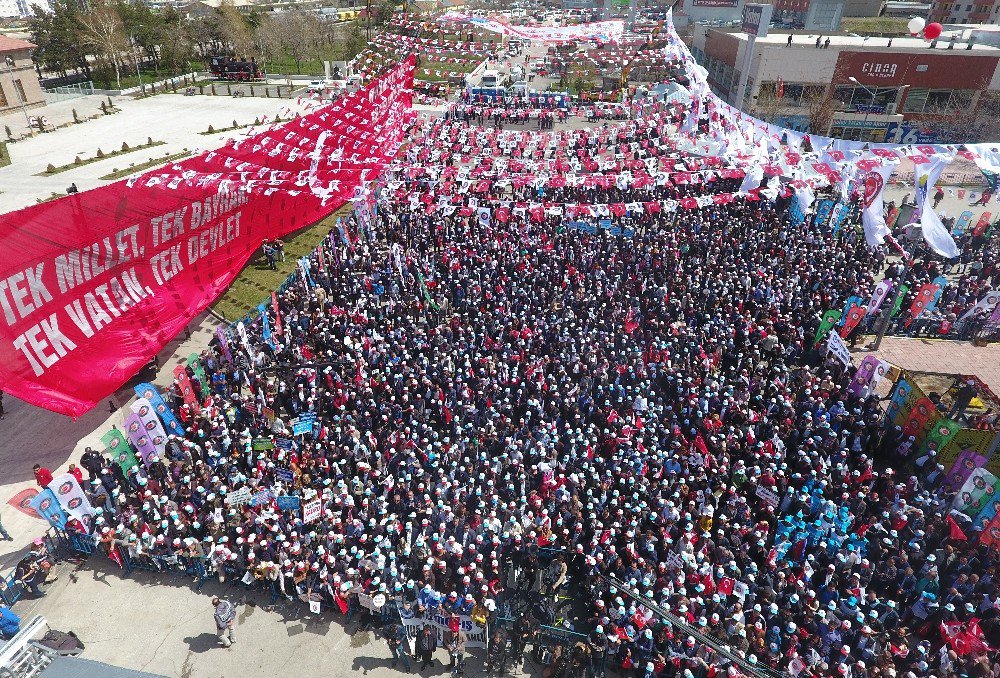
(32, 464), (53, 489)
(67, 463), (84, 485)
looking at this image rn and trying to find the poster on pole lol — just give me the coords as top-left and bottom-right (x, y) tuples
(741, 3), (773, 38)
(50, 473), (96, 532)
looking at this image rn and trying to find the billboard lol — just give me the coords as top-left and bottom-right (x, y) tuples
(884, 123), (939, 145)
(835, 50), (1000, 88)
(741, 3), (773, 37)
(693, 0), (740, 7)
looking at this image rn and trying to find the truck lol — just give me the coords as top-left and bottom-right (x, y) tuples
(468, 86), (508, 101)
(480, 70), (502, 89)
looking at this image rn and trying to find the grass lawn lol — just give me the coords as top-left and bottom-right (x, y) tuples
(840, 17), (911, 36)
(264, 56), (329, 77)
(210, 203), (354, 322)
(92, 63), (202, 90)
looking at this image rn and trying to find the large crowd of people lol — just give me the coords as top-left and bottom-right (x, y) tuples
(20, 23), (1000, 678)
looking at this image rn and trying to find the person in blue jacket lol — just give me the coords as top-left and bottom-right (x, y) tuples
(0, 606), (20, 639)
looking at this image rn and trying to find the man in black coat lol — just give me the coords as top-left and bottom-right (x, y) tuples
(416, 623), (437, 670)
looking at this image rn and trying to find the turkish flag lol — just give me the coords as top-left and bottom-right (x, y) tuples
(872, 148), (898, 158)
(947, 515), (968, 541)
(941, 619), (991, 655)
(718, 577), (735, 595)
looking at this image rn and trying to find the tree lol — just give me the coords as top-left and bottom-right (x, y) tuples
(80, 0), (129, 90)
(28, 0), (91, 79)
(804, 86), (836, 136)
(118, 1), (163, 74)
(750, 82), (782, 125)
(373, 0), (396, 27)
(918, 92), (1000, 144)
(186, 15), (226, 58)
(340, 21), (367, 61)
(217, 1), (256, 59)
(264, 11), (322, 74)
(158, 7), (196, 75)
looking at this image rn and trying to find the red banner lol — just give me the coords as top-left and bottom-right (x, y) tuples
(0, 57), (414, 416)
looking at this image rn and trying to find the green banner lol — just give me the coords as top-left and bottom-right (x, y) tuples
(416, 270), (441, 311)
(890, 284), (909, 318)
(188, 352), (207, 387)
(252, 438), (275, 451)
(925, 417), (961, 454)
(814, 309), (841, 346)
(102, 428), (139, 473)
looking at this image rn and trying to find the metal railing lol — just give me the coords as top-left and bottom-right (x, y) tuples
(42, 529), (288, 605)
(0, 615), (55, 678)
(42, 81), (95, 104)
(599, 574), (787, 678)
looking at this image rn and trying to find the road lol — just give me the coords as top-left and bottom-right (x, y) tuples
(13, 555), (539, 678)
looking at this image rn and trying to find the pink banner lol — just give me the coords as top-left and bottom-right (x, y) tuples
(123, 411), (159, 466)
(0, 57), (413, 417)
(947, 449), (988, 492)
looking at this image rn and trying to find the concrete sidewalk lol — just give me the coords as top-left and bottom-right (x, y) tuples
(0, 312), (221, 571)
(16, 557), (534, 678)
(0, 94), (313, 214)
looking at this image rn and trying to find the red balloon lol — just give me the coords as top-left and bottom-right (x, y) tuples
(924, 22), (943, 40)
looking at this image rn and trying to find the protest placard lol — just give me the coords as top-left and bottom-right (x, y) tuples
(303, 498), (322, 523)
(276, 495), (301, 511)
(225, 487), (252, 506)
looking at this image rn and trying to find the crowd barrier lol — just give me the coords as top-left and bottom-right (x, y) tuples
(0, 529), (270, 606)
(0, 531), (65, 608)
(6, 528), (406, 620)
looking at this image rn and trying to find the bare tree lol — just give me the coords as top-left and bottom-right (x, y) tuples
(804, 86), (836, 136)
(750, 82), (782, 124)
(79, 1), (128, 90)
(917, 92), (1000, 144)
(264, 11), (322, 75)
(217, 1), (256, 59)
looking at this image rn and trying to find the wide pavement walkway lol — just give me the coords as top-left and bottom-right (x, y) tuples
(0, 94), (313, 214)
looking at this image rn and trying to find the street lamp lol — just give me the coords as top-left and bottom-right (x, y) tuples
(848, 76), (876, 140)
(4, 55), (31, 130)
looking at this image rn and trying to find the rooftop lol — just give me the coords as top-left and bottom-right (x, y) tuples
(0, 34), (36, 53)
(714, 29), (1000, 55)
